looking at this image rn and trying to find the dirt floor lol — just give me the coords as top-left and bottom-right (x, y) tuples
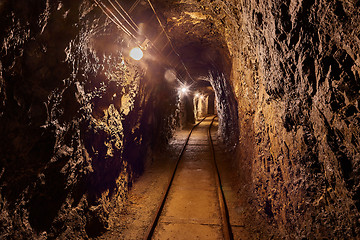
(96, 117), (251, 239)
(211, 120), (253, 239)
(96, 124), (189, 240)
(152, 117), (222, 239)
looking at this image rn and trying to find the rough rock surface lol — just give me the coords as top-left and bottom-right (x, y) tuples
(0, 0), (178, 238)
(224, 1), (360, 238)
(154, 0), (360, 238)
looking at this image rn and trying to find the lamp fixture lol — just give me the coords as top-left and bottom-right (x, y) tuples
(129, 47), (143, 60)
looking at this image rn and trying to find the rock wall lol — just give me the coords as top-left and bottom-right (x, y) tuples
(205, 0), (360, 238)
(0, 0), (178, 238)
(210, 71), (239, 148)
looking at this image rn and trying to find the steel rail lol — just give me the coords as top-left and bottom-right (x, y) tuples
(208, 116), (234, 240)
(144, 117), (206, 240)
(144, 116), (233, 240)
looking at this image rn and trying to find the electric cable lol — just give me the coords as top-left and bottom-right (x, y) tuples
(129, 0), (141, 13)
(94, 0), (190, 85)
(145, 0), (195, 83)
(114, 0), (141, 30)
(108, 0), (139, 35)
(94, 0), (137, 40)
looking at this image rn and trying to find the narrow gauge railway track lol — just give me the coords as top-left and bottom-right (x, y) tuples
(144, 116), (233, 240)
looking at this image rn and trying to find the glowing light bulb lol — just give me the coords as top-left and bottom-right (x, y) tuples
(129, 47), (143, 60)
(181, 87), (188, 93)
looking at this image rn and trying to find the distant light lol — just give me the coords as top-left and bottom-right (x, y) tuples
(129, 47), (143, 60)
(195, 93), (200, 97)
(178, 85), (190, 96)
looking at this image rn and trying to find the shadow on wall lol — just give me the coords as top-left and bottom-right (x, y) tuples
(0, 0), (180, 238)
(178, 92), (195, 128)
(209, 71), (239, 148)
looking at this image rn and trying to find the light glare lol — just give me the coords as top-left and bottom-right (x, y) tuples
(181, 87), (188, 93)
(164, 69), (176, 82)
(129, 47), (143, 60)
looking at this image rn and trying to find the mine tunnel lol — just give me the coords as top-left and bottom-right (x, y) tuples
(0, 0), (360, 239)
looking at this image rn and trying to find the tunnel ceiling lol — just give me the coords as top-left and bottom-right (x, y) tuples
(132, 0), (232, 83)
(165, 1), (231, 81)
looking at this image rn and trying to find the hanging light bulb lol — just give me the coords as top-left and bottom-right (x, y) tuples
(181, 87), (189, 94)
(129, 47), (143, 60)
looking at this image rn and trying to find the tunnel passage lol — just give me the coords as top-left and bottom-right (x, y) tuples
(165, 28), (239, 144)
(192, 82), (216, 119)
(1, 0), (360, 239)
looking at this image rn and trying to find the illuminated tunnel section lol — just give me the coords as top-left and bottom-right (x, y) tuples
(169, 37), (239, 145)
(178, 80), (218, 127)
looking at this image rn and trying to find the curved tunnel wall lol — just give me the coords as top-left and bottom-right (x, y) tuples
(204, 0), (360, 238)
(210, 71), (239, 149)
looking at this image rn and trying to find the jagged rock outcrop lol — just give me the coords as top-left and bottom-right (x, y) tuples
(204, 0), (360, 238)
(0, 0), (178, 238)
